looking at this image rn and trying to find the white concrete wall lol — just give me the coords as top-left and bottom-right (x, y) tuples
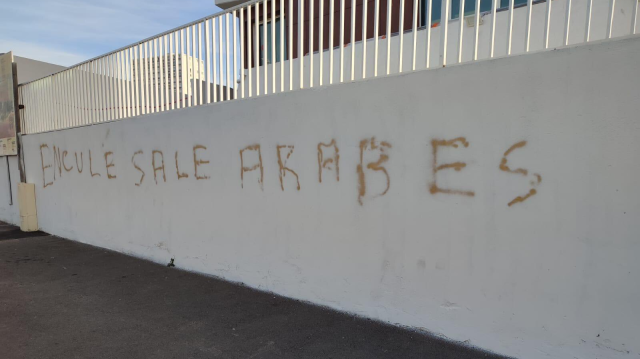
(0, 156), (21, 225)
(22, 35), (640, 359)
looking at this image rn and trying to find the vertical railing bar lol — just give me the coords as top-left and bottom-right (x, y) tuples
(350, 0), (356, 80)
(241, 8), (246, 98)
(441, 0), (450, 67)
(411, 0), (418, 70)
(32, 83), (36, 132)
(56, 74), (61, 128)
(59, 71), (64, 128)
(39, 80), (43, 131)
(340, 0), (345, 82)
(144, 42), (149, 114)
(87, 63), (92, 124)
(270, 0), (276, 93)
(233, 11), (238, 100)
(473, 0), (480, 60)
(227, 13), (232, 100)
(100, 58), (106, 121)
(206, 18), (212, 103)
(458, 0), (465, 63)
(113, 51), (123, 119)
(117, 51), (123, 119)
(151, 41), (157, 113)
(426, 0), (432, 68)
(263, 0), (268, 94)
(68, 70), (73, 126)
(178, 33), (183, 109)
(320, 0), (325, 85)
(253, 6), (259, 96)
(93, 62), (98, 123)
(199, 23), (204, 105)
(213, 19), (219, 102)
(191, 26), (197, 106)
(158, 37), (163, 111)
(111, 53), (117, 119)
(299, 0), (305, 89)
(133, 47), (139, 116)
(70, 69), (75, 126)
(91, 64), (97, 124)
(69, 70), (74, 126)
(247, 11), (252, 98)
(152, 40), (158, 113)
(96, 57), (106, 122)
(310, 0), (315, 87)
(111, 54), (117, 120)
(211, 16), (224, 102)
(632, 0), (638, 35)
(362, 0), (368, 77)
(229, 14), (238, 100)
(69, 69), (75, 126)
(169, 33), (175, 109)
(60, 72), (66, 128)
(59, 72), (65, 128)
(606, 0), (616, 39)
(398, 0), (405, 72)
(280, 0), (285, 91)
(525, 0), (533, 52)
(490, 0), (497, 58)
(79, 65), (84, 124)
(94, 60), (100, 122)
(563, 0), (572, 46)
(543, 0), (552, 49)
(331, 0), (336, 82)
(289, 0), (293, 91)
(125, 53), (131, 117)
(186, 28), (191, 107)
(163, 36), (169, 111)
(125, 49), (131, 117)
(507, 0), (514, 56)
(63, 72), (68, 127)
(71, 69), (76, 125)
(386, 0), (392, 74)
(584, 0), (593, 42)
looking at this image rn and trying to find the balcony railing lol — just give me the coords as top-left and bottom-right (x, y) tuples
(18, 0), (639, 134)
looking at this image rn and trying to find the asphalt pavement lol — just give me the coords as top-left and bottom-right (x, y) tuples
(0, 222), (508, 359)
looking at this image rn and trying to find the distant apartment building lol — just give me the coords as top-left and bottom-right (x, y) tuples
(132, 54), (204, 97)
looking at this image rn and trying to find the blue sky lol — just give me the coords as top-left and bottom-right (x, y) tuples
(1, 0), (221, 66)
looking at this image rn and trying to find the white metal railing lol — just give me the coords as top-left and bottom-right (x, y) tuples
(18, 0), (640, 134)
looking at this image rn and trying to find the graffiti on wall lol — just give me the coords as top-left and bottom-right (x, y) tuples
(38, 137), (542, 207)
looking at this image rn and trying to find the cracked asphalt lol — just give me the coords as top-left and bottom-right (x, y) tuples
(0, 222), (508, 359)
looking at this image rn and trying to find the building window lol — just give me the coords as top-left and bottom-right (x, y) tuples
(258, 16), (287, 66)
(420, 0), (537, 27)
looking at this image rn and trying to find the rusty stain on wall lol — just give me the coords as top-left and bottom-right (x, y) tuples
(39, 144), (53, 188)
(132, 150), (145, 186)
(500, 141), (542, 207)
(240, 144), (263, 190)
(318, 139), (340, 183)
(89, 150), (101, 177)
(152, 150), (166, 184)
(193, 145), (210, 180)
(357, 137), (392, 205)
(175, 151), (189, 179)
(277, 145), (300, 191)
(104, 151), (116, 179)
(429, 137), (475, 197)
(53, 146), (62, 179)
(75, 152), (84, 174)
(62, 151), (74, 172)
